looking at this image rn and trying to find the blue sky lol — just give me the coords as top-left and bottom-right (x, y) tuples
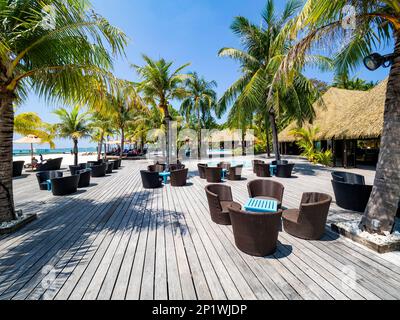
(15, 0), (391, 149)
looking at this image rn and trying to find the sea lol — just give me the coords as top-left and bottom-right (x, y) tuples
(13, 147), (98, 157)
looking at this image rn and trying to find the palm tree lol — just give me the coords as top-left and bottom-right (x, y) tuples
(281, 0), (400, 233)
(89, 114), (115, 161)
(14, 112), (55, 148)
(53, 106), (90, 166)
(180, 72), (217, 159)
(333, 70), (377, 90)
(108, 81), (144, 157)
(0, 0), (127, 222)
(218, 0), (324, 161)
(134, 55), (190, 167)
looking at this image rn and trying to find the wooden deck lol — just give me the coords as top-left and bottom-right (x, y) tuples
(1, 157), (400, 300)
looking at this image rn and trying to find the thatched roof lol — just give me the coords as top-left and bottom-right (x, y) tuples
(279, 79), (387, 142)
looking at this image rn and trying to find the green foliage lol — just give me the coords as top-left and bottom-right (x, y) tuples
(290, 127), (333, 166)
(14, 112), (56, 148)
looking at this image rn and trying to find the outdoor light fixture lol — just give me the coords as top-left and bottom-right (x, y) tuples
(363, 52), (395, 71)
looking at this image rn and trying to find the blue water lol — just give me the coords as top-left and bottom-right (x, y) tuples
(13, 147), (97, 157)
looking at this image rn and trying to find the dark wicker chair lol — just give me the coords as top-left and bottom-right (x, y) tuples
(332, 172), (365, 185)
(170, 168), (188, 187)
(91, 163), (107, 178)
(283, 192), (332, 240)
(77, 170), (91, 188)
(227, 165), (243, 181)
(69, 164), (87, 176)
(205, 184), (241, 225)
(106, 162), (114, 174)
(197, 164), (208, 179)
(51, 175), (80, 196)
(13, 161), (25, 177)
(110, 160), (120, 170)
(252, 160), (264, 173)
(148, 164), (166, 173)
(228, 207), (282, 257)
(36, 171), (63, 190)
(140, 170), (163, 189)
(169, 163), (185, 171)
(36, 158), (63, 171)
(255, 163), (271, 178)
(205, 167), (222, 183)
(247, 179), (284, 208)
(331, 172), (372, 212)
(275, 163), (295, 178)
(272, 160), (289, 165)
(87, 160), (103, 168)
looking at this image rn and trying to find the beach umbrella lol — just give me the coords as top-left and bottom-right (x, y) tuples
(14, 135), (42, 165)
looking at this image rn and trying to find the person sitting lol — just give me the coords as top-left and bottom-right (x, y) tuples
(31, 157), (39, 170)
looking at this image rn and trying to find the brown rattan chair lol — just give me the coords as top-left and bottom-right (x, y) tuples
(228, 207), (283, 256)
(252, 160), (264, 173)
(205, 184), (241, 225)
(227, 165), (243, 181)
(197, 163), (208, 179)
(148, 164), (165, 173)
(169, 163), (185, 171)
(247, 179), (284, 208)
(205, 167), (222, 183)
(170, 168), (188, 187)
(282, 192), (332, 240)
(255, 163), (271, 177)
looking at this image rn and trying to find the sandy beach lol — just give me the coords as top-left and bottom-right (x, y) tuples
(13, 153), (100, 167)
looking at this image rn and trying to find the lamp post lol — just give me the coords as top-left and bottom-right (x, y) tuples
(363, 52), (395, 71)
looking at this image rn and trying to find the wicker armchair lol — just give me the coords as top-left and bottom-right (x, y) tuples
(247, 179), (284, 208)
(90, 163), (107, 178)
(252, 160), (264, 173)
(51, 175), (80, 196)
(255, 163), (271, 178)
(275, 163), (295, 178)
(13, 161), (25, 177)
(205, 167), (222, 183)
(229, 207), (282, 256)
(227, 165), (243, 181)
(140, 171), (163, 189)
(197, 164), (208, 179)
(205, 184), (241, 225)
(36, 158), (63, 171)
(36, 171), (63, 190)
(170, 168), (188, 187)
(283, 192), (332, 240)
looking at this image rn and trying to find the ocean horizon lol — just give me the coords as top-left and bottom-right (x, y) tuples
(13, 147), (98, 157)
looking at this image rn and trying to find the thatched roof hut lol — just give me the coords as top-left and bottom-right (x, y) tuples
(279, 79), (387, 142)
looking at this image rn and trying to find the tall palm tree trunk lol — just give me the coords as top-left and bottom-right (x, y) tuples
(0, 93), (16, 222)
(120, 127), (125, 158)
(161, 104), (171, 169)
(97, 132), (104, 161)
(265, 114), (271, 157)
(73, 138), (79, 166)
(360, 32), (400, 234)
(269, 110), (281, 161)
(197, 107), (201, 160)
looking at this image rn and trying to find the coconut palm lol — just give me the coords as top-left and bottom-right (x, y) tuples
(133, 55), (190, 167)
(0, 0), (127, 222)
(90, 114), (115, 161)
(180, 72), (217, 159)
(53, 106), (91, 166)
(333, 70), (377, 90)
(107, 81), (144, 157)
(14, 112), (55, 149)
(281, 0), (400, 233)
(218, 0), (325, 161)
